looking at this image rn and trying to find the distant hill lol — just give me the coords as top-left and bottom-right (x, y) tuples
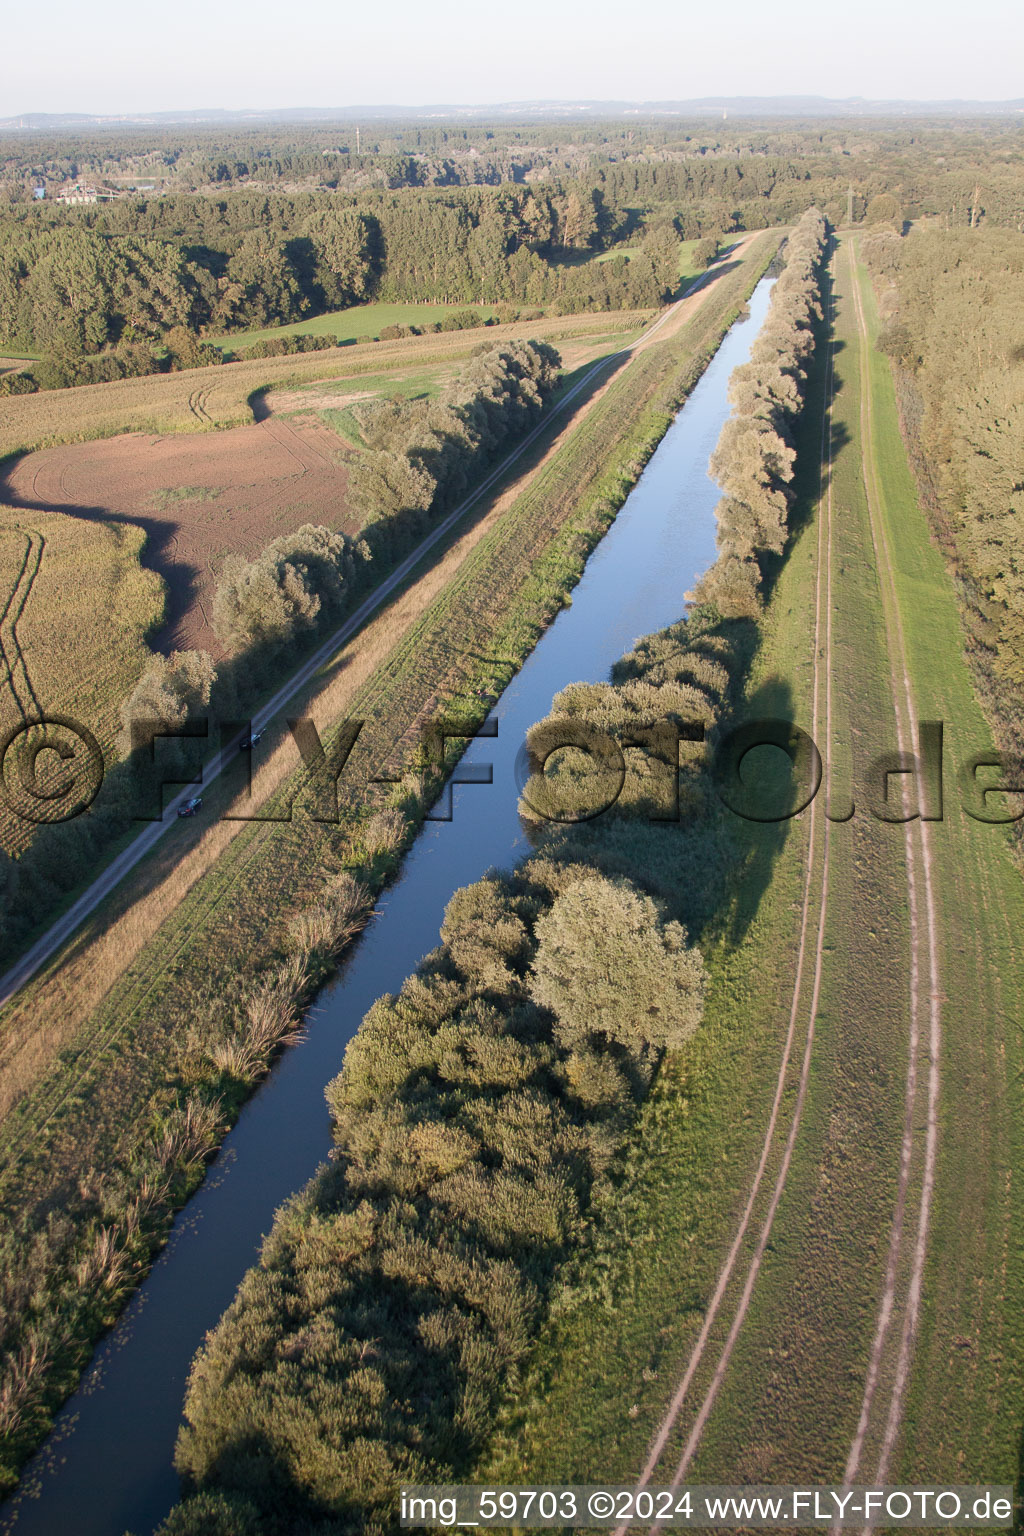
(3, 96), (1024, 131)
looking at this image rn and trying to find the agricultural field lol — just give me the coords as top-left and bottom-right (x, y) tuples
(0, 310), (650, 462)
(2, 415), (356, 655)
(0, 507), (163, 855)
(0, 313), (650, 679)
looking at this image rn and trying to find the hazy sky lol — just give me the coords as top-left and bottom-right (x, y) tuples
(3, 0), (1022, 114)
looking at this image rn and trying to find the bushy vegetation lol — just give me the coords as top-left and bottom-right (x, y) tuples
(348, 338), (560, 553)
(213, 526), (370, 653)
(162, 231), (823, 1535)
(693, 207), (828, 617)
(117, 649), (218, 756)
(0, 370), (36, 397)
(168, 860), (696, 1535)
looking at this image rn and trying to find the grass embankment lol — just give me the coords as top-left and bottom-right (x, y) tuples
(0, 510), (163, 856)
(482, 236), (1024, 1491)
(843, 239), (1024, 1485)
(0, 311), (650, 461)
(677, 238), (917, 1482)
(0, 237), (776, 1494)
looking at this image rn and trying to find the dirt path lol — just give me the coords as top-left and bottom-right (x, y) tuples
(840, 240), (942, 1488)
(611, 247), (841, 1528)
(624, 240), (940, 1515)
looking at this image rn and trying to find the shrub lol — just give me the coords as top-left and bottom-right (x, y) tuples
(212, 525), (369, 653)
(530, 874), (707, 1052)
(118, 650), (217, 758)
(0, 371), (37, 397)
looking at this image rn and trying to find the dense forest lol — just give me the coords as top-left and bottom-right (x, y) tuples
(0, 184), (679, 385)
(2, 113), (1021, 391)
(157, 212), (827, 1536)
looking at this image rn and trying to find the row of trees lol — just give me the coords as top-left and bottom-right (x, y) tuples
(694, 207), (829, 617)
(347, 338), (561, 556)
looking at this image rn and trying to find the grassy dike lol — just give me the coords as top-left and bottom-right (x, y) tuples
(681, 237), (919, 1482)
(843, 239), (1024, 1486)
(0, 239), (777, 1497)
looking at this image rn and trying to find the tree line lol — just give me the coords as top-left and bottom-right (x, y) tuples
(10, 112), (1015, 389)
(0, 124), (880, 386)
(695, 207), (829, 617)
(156, 228), (827, 1536)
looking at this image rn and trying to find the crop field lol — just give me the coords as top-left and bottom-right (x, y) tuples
(479, 236), (1024, 1492)
(210, 300), (501, 352)
(0, 237), (776, 1491)
(0, 506), (163, 856)
(0, 315), (653, 674)
(0, 311), (650, 462)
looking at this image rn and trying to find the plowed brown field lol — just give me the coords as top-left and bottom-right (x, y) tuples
(0, 413), (355, 655)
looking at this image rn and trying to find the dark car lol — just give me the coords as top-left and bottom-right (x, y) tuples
(239, 727), (265, 751)
(177, 794), (203, 818)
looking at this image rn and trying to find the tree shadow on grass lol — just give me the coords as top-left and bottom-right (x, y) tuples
(709, 673), (808, 953)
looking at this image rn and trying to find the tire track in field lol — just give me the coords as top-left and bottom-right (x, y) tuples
(612, 247), (841, 1530)
(256, 414), (313, 478)
(840, 240), (941, 1492)
(267, 412), (333, 471)
(0, 528), (45, 722)
(186, 388), (212, 425)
